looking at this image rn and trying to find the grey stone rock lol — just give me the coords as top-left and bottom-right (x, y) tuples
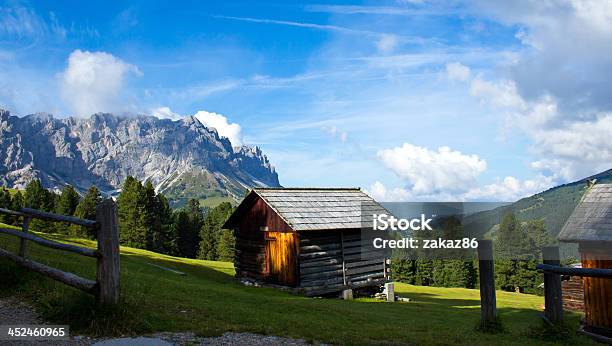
(0, 110), (280, 202)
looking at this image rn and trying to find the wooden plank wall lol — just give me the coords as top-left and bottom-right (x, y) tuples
(299, 229), (387, 296)
(581, 256), (612, 331)
(234, 196), (293, 282)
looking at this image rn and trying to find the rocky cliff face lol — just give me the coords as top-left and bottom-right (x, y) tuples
(0, 109), (280, 203)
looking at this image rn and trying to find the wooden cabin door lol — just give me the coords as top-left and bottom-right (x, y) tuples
(265, 231), (297, 286)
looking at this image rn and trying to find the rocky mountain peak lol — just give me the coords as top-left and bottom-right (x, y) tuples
(0, 111), (281, 204)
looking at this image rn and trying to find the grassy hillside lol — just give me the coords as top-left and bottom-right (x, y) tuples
(464, 169), (612, 239)
(0, 231), (593, 345)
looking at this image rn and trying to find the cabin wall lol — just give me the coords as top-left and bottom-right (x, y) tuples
(234, 197), (294, 283)
(579, 242), (612, 333)
(298, 229), (388, 296)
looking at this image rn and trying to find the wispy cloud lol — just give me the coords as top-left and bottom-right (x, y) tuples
(0, 4), (97, 42)
(304, 4), (458, 16)
(0, 5), (65, 40)
(214, 15), (431, 49)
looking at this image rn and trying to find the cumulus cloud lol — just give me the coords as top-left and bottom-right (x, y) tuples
(368, 174), (555, 202)
(377, 143), (487, 195)
(472, 0), (612, 114)
(463, 175), (555, 201)
(365, 181), (413, 202)
(193, 110), (243, 146)
(59, 50), (141, 117)
(445, 62), (471, 82)
(452, 62), (612, 182)
(151, 106), (181, 120)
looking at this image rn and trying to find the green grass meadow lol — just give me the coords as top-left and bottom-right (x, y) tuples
(0, 226), (594, 345)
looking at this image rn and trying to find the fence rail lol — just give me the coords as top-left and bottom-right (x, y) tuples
(0, 200), (120, 305)
(537, 246), (612, 327)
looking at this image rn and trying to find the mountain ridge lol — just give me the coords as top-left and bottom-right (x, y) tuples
(0, 109), (280, 205)
(463, 168), (612, 239)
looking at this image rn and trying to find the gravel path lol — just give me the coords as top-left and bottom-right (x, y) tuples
(0, 297), (90, 345)
(0, 297), (321, 345)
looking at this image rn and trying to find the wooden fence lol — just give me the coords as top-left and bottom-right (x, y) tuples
(0, 199), (120, 305)
(536, 246), (612, 326)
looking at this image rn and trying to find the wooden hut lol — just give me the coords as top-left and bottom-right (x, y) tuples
(223, 188), (390, 296)
(558, 183), (612, 337)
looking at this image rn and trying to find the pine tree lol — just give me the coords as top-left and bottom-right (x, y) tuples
(8, 191), (24, 226)
(174, 210), (196, 257)
(118, 176), (147, 248)
(199, 226), (218, 260)
(198, 202), (234, 260)
(216, 229), (235, 262)
(56, 185), (80, 216)
(150, 192), (177, 254)
(24, 180), (45, 209)
(74, 186), (102, 238)
(142, 181), (158, 249)
(24, 180), (57, 232)
(0, 188), (11, 223)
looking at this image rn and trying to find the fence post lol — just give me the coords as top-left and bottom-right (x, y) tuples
(96, 199), (120, 305)
(478, 240), (497, 324)
(19, 216), (31, 258)
(542, 246), (563, 324)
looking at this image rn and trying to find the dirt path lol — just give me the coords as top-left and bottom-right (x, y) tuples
(0, 297), (89, 345)
(0, 297), (319, 345)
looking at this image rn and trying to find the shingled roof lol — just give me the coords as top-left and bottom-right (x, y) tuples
(558, 184), (612, 243)
(229, 188), (388, 231)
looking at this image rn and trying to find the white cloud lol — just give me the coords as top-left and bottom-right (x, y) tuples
(151, 106), (182, 120)
(445, 62), (471, 81)
(471, 0), (612, 113)
(376, 34), (399, 53)
(0, 6), (66, 40)
(365, 181), (413, 202)
(193, 110), (243, 146)
(368, 174), (555, 202)
(463, 175), (555, 201)
(322, 125), (348, 142)
(452, 65), (611, 182)
(469, 77), (525, 109)
(59, 50), (141, 117)
(377, 143), (487, 195)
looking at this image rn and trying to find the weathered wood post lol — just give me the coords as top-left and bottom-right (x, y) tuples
(542, 246), (563, 324)
(96, 199), (120, 305)
(477, 240), (496, 324)
(19, 216), (31, 258)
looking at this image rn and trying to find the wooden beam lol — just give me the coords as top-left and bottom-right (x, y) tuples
(0, 207), (27, 218)
(536, 264), (612, 278)
(542, 247), (563, 325)
(18, 216), (30, 258)
(0, 227), (99, 258)
(477, 240), (497, 324)
(96, 200), (121, 305)
(20, 208), (97, 228)
(0, 247), (96, 293)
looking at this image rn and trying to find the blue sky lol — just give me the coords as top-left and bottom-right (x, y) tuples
(1, 0), (611, 201)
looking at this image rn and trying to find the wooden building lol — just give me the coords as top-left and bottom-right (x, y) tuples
(223, 188), (390, 296)
(558, 183), (612, 336)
